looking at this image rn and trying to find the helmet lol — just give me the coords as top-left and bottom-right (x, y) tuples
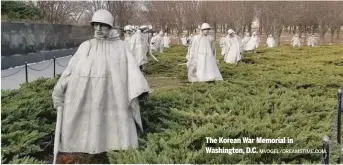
(227, 29), (235, 34)
(140, 25), (147, 29)
(124, 25), (133, 31)
(124, 25), (129, 31)
(201, 23), (211, 30)
(91, 9), (114, 27)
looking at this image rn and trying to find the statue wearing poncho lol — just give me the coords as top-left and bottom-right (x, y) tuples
(186, 23), (223, 82)
(52, 9), (150, 154)
(129, 28), (148, 67)
(222, 29), (242, 64)
(245, 32), (260, 52)
(266, 35), (275, 48)
(307, 35), (317, 47)
(241, 32), (251, 51)
(291, 34), (301, 47)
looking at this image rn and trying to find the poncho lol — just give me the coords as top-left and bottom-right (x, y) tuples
(128, 30), (148, 66)
(163, 36), (171, 48)
(266, 37), (275, 48)
(292, 36), (301, 47)
(181, 37), (187, 46)
(152, 34), (164, 53)
(245, 35), (260, 51)
(241, 36), (251, 51)
(307, 36), (316, 47)
(222, 35), (242, 64)
(52, 29), (150, 154)
(186, 34), (223, 82)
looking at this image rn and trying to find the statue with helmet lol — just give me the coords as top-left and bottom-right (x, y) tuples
(51, 9), (150, 163)
(152, 31), (164, 53)
(245, 31), (260, 53)
(186, 23), (223, 83)
(221, 29), (242, 64)
(123, 24), (148, 70)
(139, 25), (152, 60)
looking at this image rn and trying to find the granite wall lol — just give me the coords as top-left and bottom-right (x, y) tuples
(1, 22), (92, 57)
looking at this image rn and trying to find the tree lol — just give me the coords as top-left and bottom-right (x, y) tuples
(1, 1), (42, 22)
(107, 1), (140, 28)
(36, 1), (84, 24)
(258, 1), (300, 46)
(226, 1), (256, 36)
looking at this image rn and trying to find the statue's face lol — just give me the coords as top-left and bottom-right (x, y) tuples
(93, 22), (110, 38)
(202, 28), (210, 35)
(125, 30), (132, 35)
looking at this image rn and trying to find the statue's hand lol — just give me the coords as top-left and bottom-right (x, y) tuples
(138, 92), (149, 104)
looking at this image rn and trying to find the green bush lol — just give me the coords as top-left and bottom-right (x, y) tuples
(113, 45), (343, 164)
(1, 77), (58, 163)
(1, 45), (342, 163)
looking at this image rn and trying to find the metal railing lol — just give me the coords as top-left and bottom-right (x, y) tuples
(323, 88), (342, 164)
(1, 56), (70, 82)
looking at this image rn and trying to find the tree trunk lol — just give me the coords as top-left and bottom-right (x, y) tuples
(299, 25), (303, 39)
(303, 25), (307, 43)
(243, 25), (246, 35)
(276, 26), (283, 46)
(241, 25), (245, 36)
(330, 27), (335, 43)
(337, 27), (340, 39)
(177, 18), (183, 37)
(320, 31), (325, 44)
(259, 26), (263, 35)
(318, 22), (328, 44)
(213, 22), (217, 41)
(248, 23), (252, 35)
(312, 24), (318, 34)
